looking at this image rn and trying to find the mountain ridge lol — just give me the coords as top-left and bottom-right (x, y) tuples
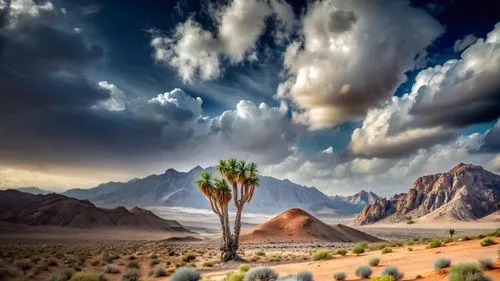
(61, 166), (361, 216)
(353, 163), (500, 224)
(0, 189), (190, 232)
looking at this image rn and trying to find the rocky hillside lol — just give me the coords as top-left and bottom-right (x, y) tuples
(353, 163), (500, 224)
(339, 190), (380, 206)
(0, 190), (190, 232)
(63, 166), (360, 216)
(240, 208), (381, 243)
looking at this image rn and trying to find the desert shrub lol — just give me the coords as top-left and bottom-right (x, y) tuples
(429, 239), (442, 248)
(369, 257), (380, 266)
(170, 267), (200, 281)
(150, 254), (158, 259)
(407, 247), (413, 251)
(336, 248), (347, 256)
(369, 276), (395, 281)
(381, 248), (392, 254)
(443, 237), (454, 244)
(14, 260), (33, 274)
(120, 269), (140, 281)
(126, 261), (140, 269)
(127, 256), (136, 261)
(356, 242), (369, 249)
(151, 266), (167, 277)
(480, 237), (496, 247)
(406, 240), (415, 246)
(255, 251), (266, 257)
(36, 263), (49, 271)
(90, 260), (100, 266)
(333, 272), (346, 281)
(355, 266), (372, 278)
(202, 260), (216, 267)
(271, 255), (281, 262)
(461, 236), (471, 241)
(311, 249), (332, 261)
(181, 252), (198, 262)
(69, 272), (100, 281)
(381, 266), (404, 280)
(244, 268), (278, 281)
(352, 246), (365, 255)
(58, 269), (76, 281)
(48, 259), (58, 266)
(238, 264), (251, 272)
(296, 271), (313, 281)
(104, 265), (120, 274)
(0, 266), (19, 280)
(433, 258), (451, 270)
(49, 274), (57, 281)
(449, 263), (490, 281)
(478, 258), (493, 270)
(368, 242), (389, 251)
(227, 271), (245, 281)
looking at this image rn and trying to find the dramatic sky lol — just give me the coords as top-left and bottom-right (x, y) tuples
(1, 0), (499, 196)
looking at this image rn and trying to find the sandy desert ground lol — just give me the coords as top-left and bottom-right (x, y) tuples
(0, 225), (498, 281)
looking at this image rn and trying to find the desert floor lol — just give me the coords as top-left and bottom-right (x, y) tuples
(204, 237), (500, 281)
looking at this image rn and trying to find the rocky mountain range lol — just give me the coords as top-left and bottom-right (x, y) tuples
(0, 189), (189, 231)
(61, 166), (365, 216)
(333, 190), (380, 206)
(354, 163), (500, 224)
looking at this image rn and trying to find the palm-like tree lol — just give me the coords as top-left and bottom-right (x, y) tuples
(197, 159), (260, 262)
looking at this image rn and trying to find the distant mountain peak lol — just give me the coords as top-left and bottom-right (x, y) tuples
(164, 168), (179, 174)
(343, 190), (380, 206)
(190, 165), (203, 172)
(354, 163), (500, 225)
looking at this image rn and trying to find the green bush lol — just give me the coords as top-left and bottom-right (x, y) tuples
(58, 269), (76, 281)
(336, 248), (347, 256)
(369, 276), (395, 281)
(333, 272), (346, 281)
(126, 261), (140, 269)
(478, 258), (493, 270)
(69, 272), (100, 281)
(352, 246), (365, 255)
(369, 257), (380, 266)
(381, 266), (404, 280)
(311, 249), (333, 261)
(429, 239), (442, 248)
(381, 248), (392, 254)
(449, 263), (491, 281)
(121, 269), (140, 281)
(202, 260), (216, 267)
(356, 242), (369, 249)
(104, 265), (119, 274)
(296, 271), (313, 281)
(355, 266), (373, 278)
(227, 271), (245, 281)
(480, 237), (496, 247)
(170, 267), (201, 281)
(181, 252), (198, 262)
(238, 264), (251, 272)
(433, 258), (451, 270)
(255, 251), (266, 257)
(244, 268), (278, 281)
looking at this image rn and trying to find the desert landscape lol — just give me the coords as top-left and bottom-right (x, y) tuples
(1, 0), (500, 281)
(1, 163), (499, 281)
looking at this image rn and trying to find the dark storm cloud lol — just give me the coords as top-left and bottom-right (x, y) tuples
(480, 121), (500, 153)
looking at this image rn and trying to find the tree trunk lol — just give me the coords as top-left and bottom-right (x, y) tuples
(233, 206), (243, 250)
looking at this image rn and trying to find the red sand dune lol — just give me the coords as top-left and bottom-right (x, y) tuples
(240, 208), (381, 243)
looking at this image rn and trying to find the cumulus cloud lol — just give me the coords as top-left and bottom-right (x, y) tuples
(277, 0), (443, 129)
(409, 23), (500, 128)
(1, 0), (54, 28)
(94, 81), (126, 111)
(264, 131), (497, 195)
(453, 33), (478, 52)
(150, 0), (296, 82)
(347, 22), (500, 158)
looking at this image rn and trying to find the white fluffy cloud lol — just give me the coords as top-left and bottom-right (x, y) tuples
(94, 81), (126, 111)
(1, 0), (54, 28)
(263, 130), (497, 195)
(150, 0), (295, 82)
(277, 0), (443, 129)
(348, 22), (500, 158)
